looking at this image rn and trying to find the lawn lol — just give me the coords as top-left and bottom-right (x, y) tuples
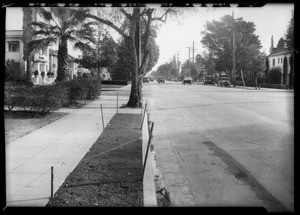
(46, 113), (143, 207)
(4, 100), (90, 144)
(4, 111), (68, 144)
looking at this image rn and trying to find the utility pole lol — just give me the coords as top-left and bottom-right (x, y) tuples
(191, 41), (197, 63)
(176, 51), (181, 77)
(97, 25), (101, 80)
(185, 47), (192, 76)
(232, 11), (236, 86)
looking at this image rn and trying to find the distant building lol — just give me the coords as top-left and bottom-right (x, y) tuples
(268, 47), (291, 85)
(5, 30), (25, 72)
(100, 68), (111, 80)
(49, 49), (80, 80)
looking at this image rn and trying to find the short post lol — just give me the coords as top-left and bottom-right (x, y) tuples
(142, 122), (154, 180)
(140, 103), (148, 130)
(116, 92), (119, 114)
(51, 166), (54, 199)
(100, 104), (105, 131)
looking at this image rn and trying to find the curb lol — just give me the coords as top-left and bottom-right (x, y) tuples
(142, 110), (157, 207)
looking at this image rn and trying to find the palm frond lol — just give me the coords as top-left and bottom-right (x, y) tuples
(30, 21), (51, 30)
(32, 30), (58, 37)
(27, 37), (58, 55)
(38, 7), (54, 21)
(73, 41), (95, 54)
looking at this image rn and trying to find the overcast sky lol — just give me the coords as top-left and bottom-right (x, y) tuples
(154, 3), (294, 70)
(6, 4), (294, 72)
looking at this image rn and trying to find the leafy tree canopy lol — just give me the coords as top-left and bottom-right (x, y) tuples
(201, 15), (262, 74)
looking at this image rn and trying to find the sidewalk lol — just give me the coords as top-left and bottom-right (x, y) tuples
(5, 84), (139, 207)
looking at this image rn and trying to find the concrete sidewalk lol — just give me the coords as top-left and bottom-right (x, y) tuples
(5, 84), (140, 207)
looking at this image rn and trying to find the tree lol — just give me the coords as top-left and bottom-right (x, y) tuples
(22, 7), (34, 84)
(201, 15), (262, 79)
(269, 67), (282, 84)
(111, 37), (133, 81)
(83, 7), (177, 107)
(277, 37), (285, 49)
(285, 10), (294, 88)
(285, 10), (294, 51)
(28, 7), (96, 82)
(144, 28), (160, 74)
(75, 33), (118, 79)
(283, 56), (288, 85)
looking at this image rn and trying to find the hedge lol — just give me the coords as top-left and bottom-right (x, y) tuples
(4, 79), (101, 116)
(101, 80), (128, 85)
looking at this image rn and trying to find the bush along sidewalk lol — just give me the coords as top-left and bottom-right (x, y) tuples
(46, 113), (143, 207)
(4, 79), (101, 117)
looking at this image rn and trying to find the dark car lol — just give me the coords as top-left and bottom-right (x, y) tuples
(157, 77), (165, 83)
(143, 77), (150, 83)
(218, 76), (231, 87)
(182, 77), (193, 84)
(204, 76), (214, 85)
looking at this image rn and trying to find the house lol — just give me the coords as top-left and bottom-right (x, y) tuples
(268, 47), (291, 85)
(49, 49), (81, 80)
(5, 30), (25, 72)
(100, 68), (111, 80)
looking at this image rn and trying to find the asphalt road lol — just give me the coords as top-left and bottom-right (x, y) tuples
(143, 81), (294, 212)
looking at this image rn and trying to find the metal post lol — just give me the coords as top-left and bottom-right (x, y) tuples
(142, 122), (154, 180)
(51, 166), (54, 199)
(140, 103), (147, 130)
(100, 104), (104, 131)
(116, 92), (118, 114)
(232, 11), (236, 85)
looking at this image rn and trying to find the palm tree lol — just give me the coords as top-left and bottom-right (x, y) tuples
(28, 7), (96, 82)
(22, 7), (34, 84)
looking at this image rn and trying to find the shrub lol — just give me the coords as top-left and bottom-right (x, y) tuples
(27, 85), (64, 115)
(82, 73), (92, 79)
(5, 59), (22, 82)
(41, 71), (45, 77)
(268, 67), (282, 84)
(34, 70), (39, 76)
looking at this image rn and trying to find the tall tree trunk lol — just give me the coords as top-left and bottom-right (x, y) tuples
(126, 37), (139, 107)
(56, 37), (69, 82)
(22, 7), (33, 84)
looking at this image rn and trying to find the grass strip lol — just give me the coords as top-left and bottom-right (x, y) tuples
(46, 113), (143, 207)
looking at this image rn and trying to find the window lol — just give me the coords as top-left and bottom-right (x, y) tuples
(278, 58), (280, 63)
(273, 59), (275, 66)
(281, 58), (283, 63)
(8, 41), (19, 52)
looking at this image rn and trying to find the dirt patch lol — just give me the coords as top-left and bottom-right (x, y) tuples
(4, 111), (68, 144)
(46, 113), (143, 207)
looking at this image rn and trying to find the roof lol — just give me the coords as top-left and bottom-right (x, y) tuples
(6, 30), (23, 38)
(269, 48), (291, 57)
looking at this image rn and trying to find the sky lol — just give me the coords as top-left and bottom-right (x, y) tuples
(6, 4), (294, 71)
(153, 3), (294, 71)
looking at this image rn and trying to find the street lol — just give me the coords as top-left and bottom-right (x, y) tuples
(143, 81), (294, 212)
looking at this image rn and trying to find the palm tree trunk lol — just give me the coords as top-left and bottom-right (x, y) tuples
(56, 37), (69, 82)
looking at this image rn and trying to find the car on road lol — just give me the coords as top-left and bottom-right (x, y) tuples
(204, 76), (214, 85)
(143, 77), (150, 83)
(218, 76), (231, 87)
(182, 77), (193, 85)
(157, 77), (165, 83)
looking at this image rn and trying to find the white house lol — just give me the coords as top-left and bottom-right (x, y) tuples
(5, 30), (25, 72)
(268, 47), (291, 85)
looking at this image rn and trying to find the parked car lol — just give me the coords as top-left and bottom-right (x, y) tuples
(143, 77), (150, 83)
(204, 76), (214, 85)
(218, 76), (231, 87)
(182, 77), (193, 84)
(157, 77), (165, 83)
